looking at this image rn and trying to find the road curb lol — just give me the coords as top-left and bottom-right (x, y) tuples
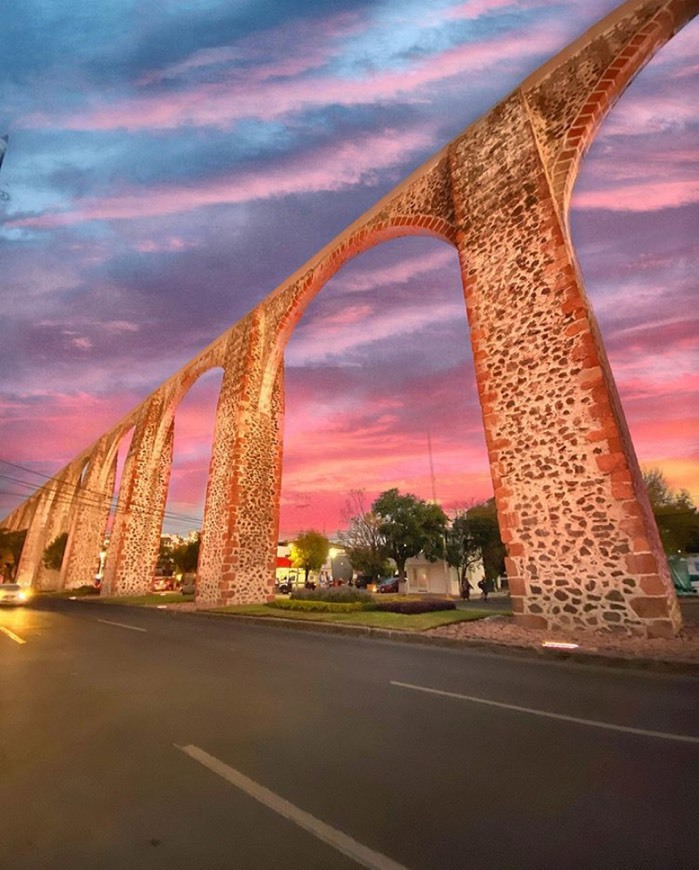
(169, 609), (699, 675)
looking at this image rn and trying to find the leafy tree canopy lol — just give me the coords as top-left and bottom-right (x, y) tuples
(466, 499), (506, 580)
(372, 488), (447, 579)
(171, 535), (200, 574)
(291, 530), (330, 581)
(642, 468), (699, 554)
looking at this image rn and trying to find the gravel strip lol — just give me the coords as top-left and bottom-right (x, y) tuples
(427, 615), (699, 663)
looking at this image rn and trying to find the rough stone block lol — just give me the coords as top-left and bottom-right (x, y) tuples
(629, 596), (670, 620)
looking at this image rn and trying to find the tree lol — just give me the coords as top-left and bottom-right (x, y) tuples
(446, 511), (483, 599)
(338, 490), (391, 580)
(445, 499), (506, 598)
(467, 499), (506, 581)
(290, 530), (330, 583)
(172, 535), (200, 575)
(42, 532), (68, 571)
(372, 488), (447, 580)
(0, 528), (27, 579)
(158, 537), (175, 576)
(642, 468), (699, 554)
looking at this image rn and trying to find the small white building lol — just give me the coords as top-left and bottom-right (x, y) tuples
(404, 556), (484, 597)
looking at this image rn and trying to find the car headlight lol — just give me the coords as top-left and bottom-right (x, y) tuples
(18, 590), (29, 601)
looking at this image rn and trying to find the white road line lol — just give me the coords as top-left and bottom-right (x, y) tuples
(96, 618), (146, 633)
(175, 744), (410, 870)
(390, 681), (699, 746)
(0, 625), (27, 645)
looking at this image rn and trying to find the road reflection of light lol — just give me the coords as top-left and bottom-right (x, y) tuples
(0, 604), (33, 636)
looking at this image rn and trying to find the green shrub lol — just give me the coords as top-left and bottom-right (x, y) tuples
(373, 598), (456, 614)
(290, 586), (373, 604)
(269, 599), (370, 613)
(42, 532), (68, 571)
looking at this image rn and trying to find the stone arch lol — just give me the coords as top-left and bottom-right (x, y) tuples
(261, 204), (458, 415)
(100, 349), (229, 597)
(15, 460), (83, 590)
(159, 364), (225, 552)
(2, 0), (695, 630)
(522, 0), (693, 226)
(61, 423), (135, 590)
(277, 231), (480, 538)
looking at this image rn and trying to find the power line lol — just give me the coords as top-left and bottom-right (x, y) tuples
(0, 467), (203, 528)
(0, 459), (204, 523)
(0, 471), (202, 524)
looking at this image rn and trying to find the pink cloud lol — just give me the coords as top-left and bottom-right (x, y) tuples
(443, 0), (553, 21)
(573, 179), (699, 211)
(135, 237), (193, 252)
(600, 95), (697, 136)
(331, 246), (456, 294)
(20, 21), (564, 133)
(0, 391), (138, 471)
(288, 300), (467, 365)
(11, 127), (436, 227)
(140, 11), (364, 87)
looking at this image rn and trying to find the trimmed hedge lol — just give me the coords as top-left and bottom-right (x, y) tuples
(373, 598), (456, 614)
(290, 586), (373, 604)
(268, 599), (370, 613)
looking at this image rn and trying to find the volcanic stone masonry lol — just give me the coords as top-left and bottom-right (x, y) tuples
(4, 0), (696, 636)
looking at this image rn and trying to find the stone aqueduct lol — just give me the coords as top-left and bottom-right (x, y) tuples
(3, 0), (696, 637)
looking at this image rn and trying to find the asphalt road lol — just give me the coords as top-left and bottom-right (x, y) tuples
(1, 598), (697, 870)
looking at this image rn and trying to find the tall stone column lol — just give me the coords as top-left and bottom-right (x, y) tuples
(34, 464), (84, 591)
(197, 314), (284, 607)
(449, 89), (680, 638)
(61, 439), (118, 590)
(14, 492), (51, 587)
(101, 399), (174, 597)
(15, 465), (81, 590)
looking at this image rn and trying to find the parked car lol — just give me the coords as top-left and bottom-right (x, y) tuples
(0, 583), (31, 606)
(376, 577), (399, 593)
(152, 578), (174, 592)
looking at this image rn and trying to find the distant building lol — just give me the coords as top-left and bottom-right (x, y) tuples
(404, 555), (484, 597)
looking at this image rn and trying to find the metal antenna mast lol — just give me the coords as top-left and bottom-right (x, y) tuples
(427, 430), (438, 503)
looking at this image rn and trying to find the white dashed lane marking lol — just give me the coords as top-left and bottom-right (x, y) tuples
(390, 681), (699, 745)
(96, 619), (147, 633)
(0, 625), (26, 644)
(176, 744), (410, 870)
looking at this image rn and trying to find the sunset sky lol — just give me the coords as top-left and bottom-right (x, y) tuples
(0, 0), (697, 538)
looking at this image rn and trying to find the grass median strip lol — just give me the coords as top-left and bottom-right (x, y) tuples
(206, 603), (507, 631)
(41, 589), (510, 632)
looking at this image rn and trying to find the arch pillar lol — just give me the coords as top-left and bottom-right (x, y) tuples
(197, 316), (284, 607)
(101, 400), (174, 597)
(61, 438), (118, 590)
(448, 87), (681, 638)
(15, 465), (82, 590)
